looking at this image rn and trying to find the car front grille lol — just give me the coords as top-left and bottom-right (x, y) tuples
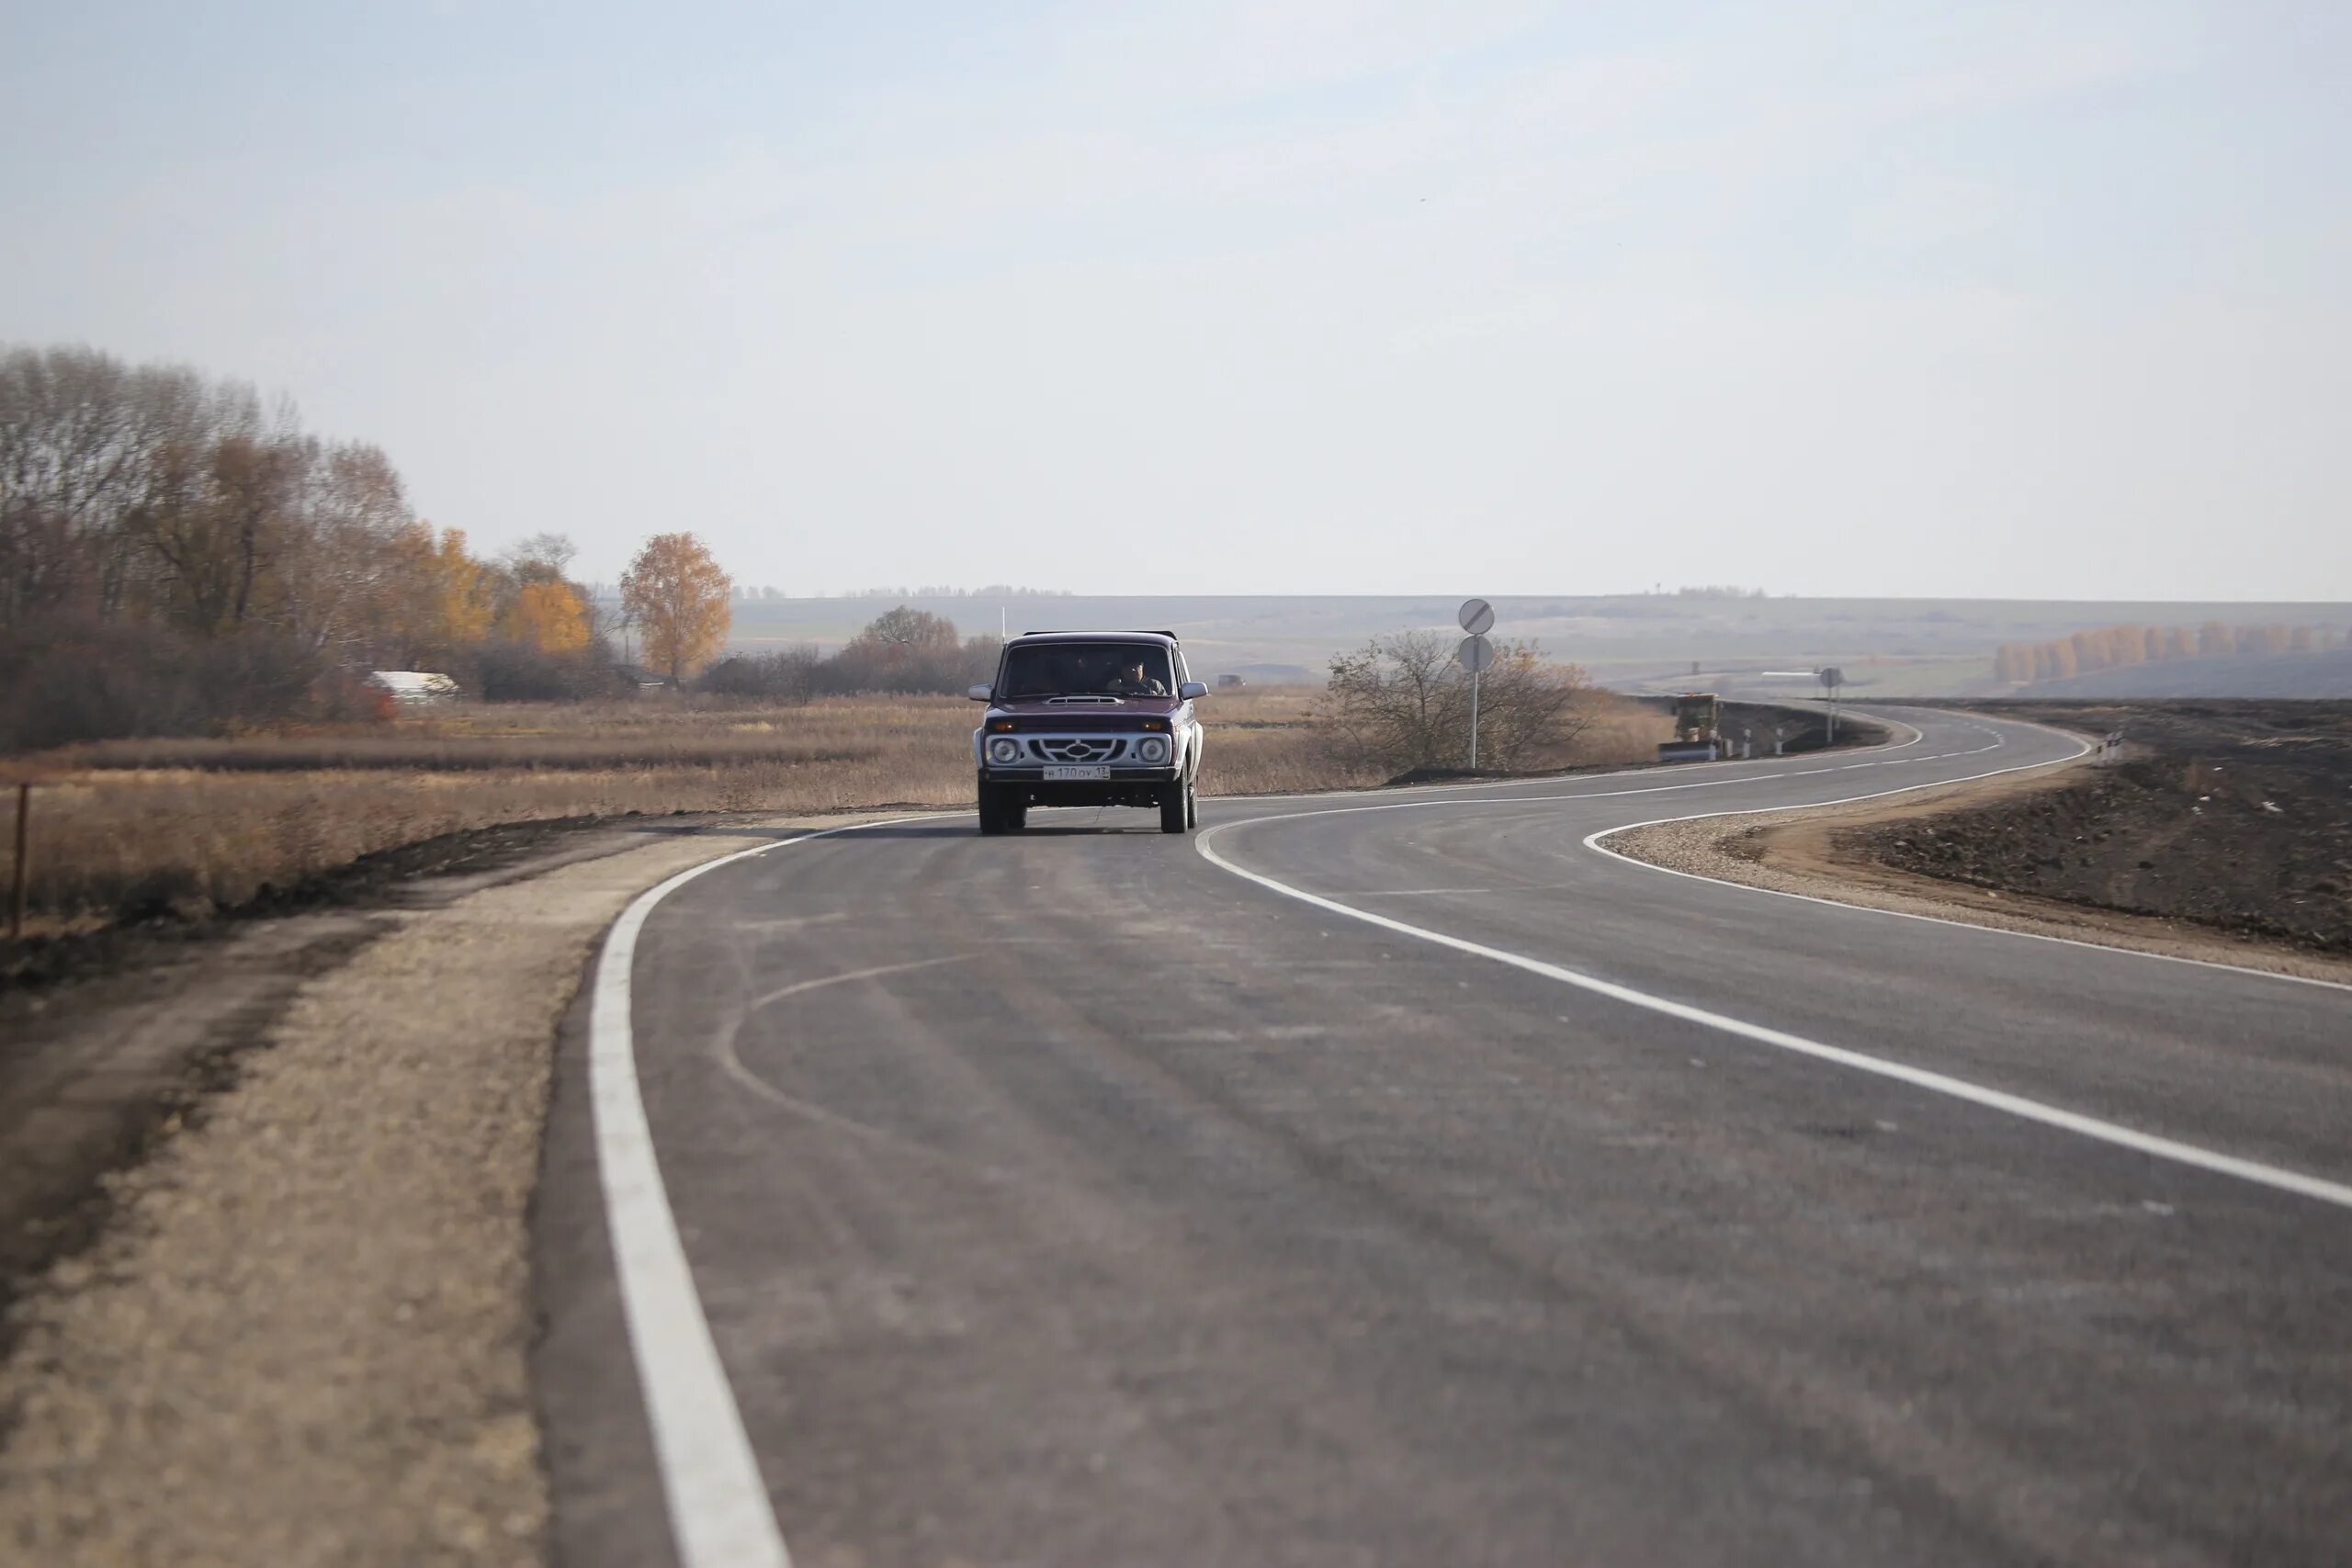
(1030, 736), (1130, 763)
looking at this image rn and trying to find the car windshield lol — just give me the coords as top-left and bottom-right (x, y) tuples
(999, 642), (1173, 699)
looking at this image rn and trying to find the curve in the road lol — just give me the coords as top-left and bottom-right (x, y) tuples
(1194, 818), (2352, 1213)
(566, 705), (2352, 1568)
(1580, 724), (2352, 991)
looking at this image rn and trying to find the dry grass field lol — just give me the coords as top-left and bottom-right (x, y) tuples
(6, 688), (1668, 933)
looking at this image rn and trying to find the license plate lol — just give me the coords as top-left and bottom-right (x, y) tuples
(1043, 765), (1111, 781)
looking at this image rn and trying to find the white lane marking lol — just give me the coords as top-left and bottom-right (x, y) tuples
(1194, 821), (2352, 1212)
(745, 954), (967, 1012)
(1344, 886), (1503, 897)
(1582, 729), (2352, 997)
(591, 814), (956, 1568)
(707, 957), (1057, 1191)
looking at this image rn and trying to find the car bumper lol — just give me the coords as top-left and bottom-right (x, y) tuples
(981, 766), (1182, 804)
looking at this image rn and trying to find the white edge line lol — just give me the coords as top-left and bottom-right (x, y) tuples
(1581, 716), (2352, 996)
(590, 813), (956, 1568)
(1192, 739), (2352, 1212)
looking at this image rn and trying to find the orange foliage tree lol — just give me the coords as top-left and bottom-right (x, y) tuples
(1995, 620), (2343, 687)
(387, 521), (497, 662)
(620, 532), (732, 682)
(502, 580), (590, 655)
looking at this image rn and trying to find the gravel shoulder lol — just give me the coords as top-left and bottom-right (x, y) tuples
(1607, 748), (2352, 989)
(0, 810), (914, 1566)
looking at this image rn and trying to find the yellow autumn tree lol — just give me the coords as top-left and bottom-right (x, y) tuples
(620, 531), (731, 682)
(431, 525), (495, 645)
(388, 521), (497, 661)
(502, 579), (590, 654)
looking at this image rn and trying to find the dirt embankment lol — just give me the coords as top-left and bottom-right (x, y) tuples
(1860, 702), (2352, 953)
(1612, 701), (2352, 983)
(0, 811), (910, 1565)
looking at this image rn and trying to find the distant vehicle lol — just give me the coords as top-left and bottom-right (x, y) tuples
(1658, 692), (1722, 762)
(967, 631), (1208, 834)
(1216, 672), (1247, 688)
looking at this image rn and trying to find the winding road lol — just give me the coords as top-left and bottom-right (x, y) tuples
(532, 707), (2352, 1568)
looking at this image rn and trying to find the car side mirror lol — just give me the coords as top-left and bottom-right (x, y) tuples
(967, 684), (993, 702)
(1177, 681), (1208, 701)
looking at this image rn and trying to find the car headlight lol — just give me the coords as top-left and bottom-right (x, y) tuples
(987, 737), (1023, 765)
(1136, 734), (1170, 764)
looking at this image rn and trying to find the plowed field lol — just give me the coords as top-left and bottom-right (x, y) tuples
(1860, 702), (2352, 953)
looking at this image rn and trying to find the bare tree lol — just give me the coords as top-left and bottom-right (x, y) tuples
(503, 530), (578, 583)
(0, 346), (211, 624)
(1474, 645), (1598, 769)
(1315, 631), (1598, 776)
(1317, 630), (1462, 773)
(271, 440), (414, 658)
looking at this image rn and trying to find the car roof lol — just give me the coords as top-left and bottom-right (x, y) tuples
(1008, 629), (1179, 646)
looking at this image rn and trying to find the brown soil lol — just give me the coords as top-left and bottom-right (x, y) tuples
(1860, 702), (2352, 953)
(0, 819), (692, 1333)
(0, 822), (808, 1565)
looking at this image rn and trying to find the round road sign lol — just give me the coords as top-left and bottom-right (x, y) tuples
(1458, 598), (1495, 636)
(1819, 666), (1845, 691)
(1455, 634), (1497, 674)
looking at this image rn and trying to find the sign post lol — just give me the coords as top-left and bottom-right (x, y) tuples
(1456, 599), (1497, 770)
(1817, 666), (1846, 742)
(10, 783), (28, 942)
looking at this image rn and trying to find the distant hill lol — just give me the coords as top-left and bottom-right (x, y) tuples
(707, 593), (2351, 698)
(2020, 649), (2352, 700)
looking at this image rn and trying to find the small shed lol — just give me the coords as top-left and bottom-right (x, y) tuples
(367, 671), (460, 705)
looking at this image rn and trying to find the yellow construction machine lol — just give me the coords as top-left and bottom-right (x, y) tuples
(1657, 693), (1722, 762)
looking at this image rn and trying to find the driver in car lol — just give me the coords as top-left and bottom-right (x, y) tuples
(1105, 653), (1168, 696)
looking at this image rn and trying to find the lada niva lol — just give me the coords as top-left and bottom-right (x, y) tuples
(968, 631), (1207, 835)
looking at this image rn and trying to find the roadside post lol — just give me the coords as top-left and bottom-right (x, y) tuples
(1456, 598), (1497, 770)
(10, 782), (28, 942)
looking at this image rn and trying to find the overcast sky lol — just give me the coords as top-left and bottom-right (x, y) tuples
(6, 2), (2346, 599)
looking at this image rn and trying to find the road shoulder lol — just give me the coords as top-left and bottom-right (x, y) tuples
(0, 812), (902, 1565)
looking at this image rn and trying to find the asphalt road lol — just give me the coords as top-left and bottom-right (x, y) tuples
(534, 709), (2352, 1568)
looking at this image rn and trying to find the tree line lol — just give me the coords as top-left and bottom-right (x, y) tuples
(699, 605), (1001, 702)
(728, 584), (1070, 601)
(0, 344), (743, 749)
(1993, 622), (2346, 683)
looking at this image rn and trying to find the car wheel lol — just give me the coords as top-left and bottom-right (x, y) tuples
(1159, 778), (1189, 834)
(1184, 773), (1199, 829)
(978, 782), (1023, 835)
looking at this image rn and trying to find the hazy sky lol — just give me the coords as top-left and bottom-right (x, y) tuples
(6, 2), (2346, 598)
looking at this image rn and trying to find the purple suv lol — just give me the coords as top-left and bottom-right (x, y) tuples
(968, 631), (1208, 835)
